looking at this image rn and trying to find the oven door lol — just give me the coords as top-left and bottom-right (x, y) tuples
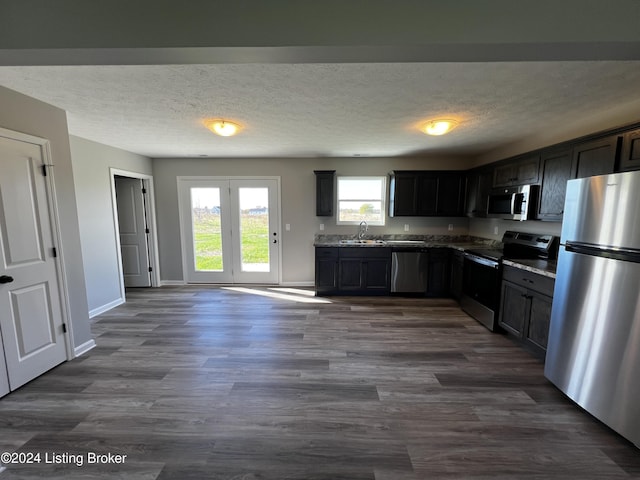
(461, 253), (502, 330)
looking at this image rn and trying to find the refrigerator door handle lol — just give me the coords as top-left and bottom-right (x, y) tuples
(565, 241), (640, 263)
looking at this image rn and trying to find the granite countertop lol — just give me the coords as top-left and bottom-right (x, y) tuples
(502, 258), (557, 279)
(314, 234), (557, 278)
(314, 234), (502, 251)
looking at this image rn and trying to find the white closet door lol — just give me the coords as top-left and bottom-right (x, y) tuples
(115, 176), (151, 287)
(0, 135), (67, 391)
(0, 327), (8, 397)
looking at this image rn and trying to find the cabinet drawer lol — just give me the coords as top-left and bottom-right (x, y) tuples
(315, 247), (339, 259)
(339, 247), (391, 258)
(503, 265), (554, 296)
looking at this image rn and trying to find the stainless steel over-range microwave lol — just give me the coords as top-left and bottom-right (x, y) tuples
(487, 184), (539, 221)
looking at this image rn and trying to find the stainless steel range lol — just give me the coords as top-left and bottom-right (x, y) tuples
(460, 231), (558, 331)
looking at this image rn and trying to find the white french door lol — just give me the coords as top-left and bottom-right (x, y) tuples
(179, 177), (280, 284)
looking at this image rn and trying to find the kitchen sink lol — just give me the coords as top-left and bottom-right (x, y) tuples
(384, 240), (426, 245)
(339, 239), (386, 245)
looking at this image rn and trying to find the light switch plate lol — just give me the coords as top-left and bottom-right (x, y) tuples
(404, 224), (410, 232)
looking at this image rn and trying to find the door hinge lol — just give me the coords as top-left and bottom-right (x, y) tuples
(148, 266), (153, 272)
(42, 164), (47, 176)
(142, 187), (147, 194)
(145, 228), (150, 234)
(62, 323), (67, 333)
(52, 247), (58, 257)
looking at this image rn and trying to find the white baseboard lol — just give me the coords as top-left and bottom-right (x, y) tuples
(89, 297), (125, 318)
(279, 281), (315, 287)
(160, 280), (186, 286)
(74, 339), (96, 357)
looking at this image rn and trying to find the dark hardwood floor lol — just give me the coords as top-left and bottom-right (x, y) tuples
(1, 286), (639, 479)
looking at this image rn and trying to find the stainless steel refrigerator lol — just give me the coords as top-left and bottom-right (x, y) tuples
(545, 170), (640, 447)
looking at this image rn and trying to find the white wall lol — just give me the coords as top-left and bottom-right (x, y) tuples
(69, 136), (153, 314)
(152, 155), (473, 284)
(469, 218), (562, 242)
(0, 86), (92, 350)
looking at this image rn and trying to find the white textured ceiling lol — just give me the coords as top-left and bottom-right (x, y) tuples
(1, 61), (640, 158)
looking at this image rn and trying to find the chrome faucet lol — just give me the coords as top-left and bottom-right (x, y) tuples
(358, 220), (368, 239)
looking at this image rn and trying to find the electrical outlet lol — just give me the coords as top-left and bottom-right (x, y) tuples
(319, 223), (324, 231)
(448, 224), (454, 231)
(285, 224), (291, 231)
(494, 226), (499, 235)
(404, 224), (410, 232)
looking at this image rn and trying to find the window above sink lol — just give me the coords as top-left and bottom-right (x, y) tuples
(336, 176), (386, 226)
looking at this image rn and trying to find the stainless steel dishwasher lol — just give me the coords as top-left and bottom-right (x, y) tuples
(390, 249), (427, 293)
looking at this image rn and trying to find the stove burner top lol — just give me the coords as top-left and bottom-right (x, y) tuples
(465, 248), (504, 262)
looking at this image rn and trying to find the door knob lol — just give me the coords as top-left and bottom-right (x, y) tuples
(0, 275), (14, 284)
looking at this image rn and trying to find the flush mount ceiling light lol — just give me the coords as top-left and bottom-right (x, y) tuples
(204, 119), (241, 137)
(423, 119), (459, 136)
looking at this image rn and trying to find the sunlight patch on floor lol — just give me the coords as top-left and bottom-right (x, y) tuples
(268, 287), (316, 297)
(222, 286), (332, 304)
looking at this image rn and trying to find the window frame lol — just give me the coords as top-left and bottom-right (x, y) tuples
(335, 175), (386, 226)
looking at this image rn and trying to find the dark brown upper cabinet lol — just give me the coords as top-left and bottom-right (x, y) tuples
(536, 148), (573, 221)
(493, 154), (540, 187)
(388, 172), (419, 216)
(435, 173), (465, 216)
(571, 135), (620, 179)
(314, 170), (335, 217)
(465, 168), (493, 217)
(389, 171), (464, 217)
(619, 128), (640, 172)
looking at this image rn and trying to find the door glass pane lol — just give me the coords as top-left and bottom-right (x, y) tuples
(191, 188), (223, 271)
(238, 187), (270, 272)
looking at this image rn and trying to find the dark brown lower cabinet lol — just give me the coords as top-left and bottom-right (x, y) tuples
(499, 281), (528, 335)
(338, 248), (391, 294)
(498, 265), (555, 360)
(449, 249), (464, 300)
(315, 247), (339, 295)
(315, 247), (391, 295)
(426, 248), (451, 297)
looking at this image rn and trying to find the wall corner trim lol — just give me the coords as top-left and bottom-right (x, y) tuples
(73, 339), (96, 358)
(89, 297), (125, 318)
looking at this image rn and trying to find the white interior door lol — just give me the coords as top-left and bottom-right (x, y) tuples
(115, 176), (151, 287)
(0, 135), (67, 392)
(0, 328), (8, 397)
(179, 177), (280, 284)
